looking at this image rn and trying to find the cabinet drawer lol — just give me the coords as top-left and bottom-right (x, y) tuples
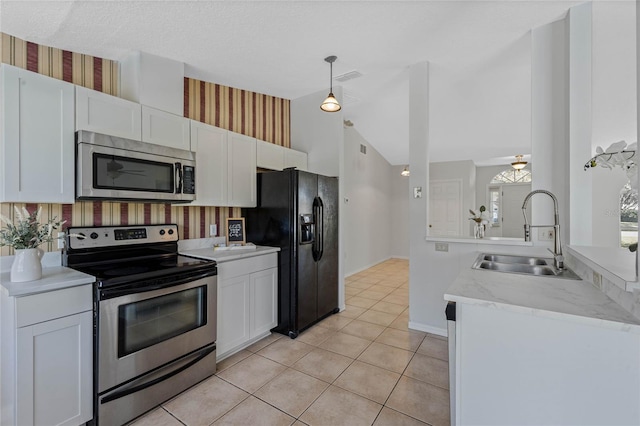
(218, 253), (278, 280)
(16, 285), (93, 328)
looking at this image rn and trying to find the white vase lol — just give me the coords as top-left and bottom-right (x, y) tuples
(11, 248), (44, 282)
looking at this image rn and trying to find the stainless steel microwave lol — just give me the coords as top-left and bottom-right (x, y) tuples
(76, 131), (196, 203)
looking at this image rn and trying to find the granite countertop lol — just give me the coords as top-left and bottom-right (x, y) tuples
(0, 266), (95, 297)
(180, 245), (280, 263)
(445, 262), (640, 334)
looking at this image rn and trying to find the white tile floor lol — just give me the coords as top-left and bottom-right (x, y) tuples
(130, 259), (450, 426)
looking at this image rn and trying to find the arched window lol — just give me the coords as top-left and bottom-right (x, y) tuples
(490, 169), (532, 184)
(620, 182), (638, 248)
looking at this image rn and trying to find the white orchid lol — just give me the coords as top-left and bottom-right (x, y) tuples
(469, 206), (492, 226)
(585, 140), (638, 189)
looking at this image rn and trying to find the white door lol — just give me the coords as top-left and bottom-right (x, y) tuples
(429, 180), (462, 236)
(501, 184), (531, 238)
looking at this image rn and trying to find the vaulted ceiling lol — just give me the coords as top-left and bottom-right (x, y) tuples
(1, 0), (583, 165)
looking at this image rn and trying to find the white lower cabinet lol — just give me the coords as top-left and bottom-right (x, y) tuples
(216, 253), (278, 359)
(454, 303), (640, 425)
(1, 284), (93, 426)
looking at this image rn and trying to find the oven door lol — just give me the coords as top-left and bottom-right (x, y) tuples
(77, 141), (196, 202)
(98, 274), (216, 393)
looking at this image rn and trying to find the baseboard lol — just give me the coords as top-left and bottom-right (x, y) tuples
(408, 321), (448, 337)
(390, 255), (409, 260)
(345, 257), (392, 277)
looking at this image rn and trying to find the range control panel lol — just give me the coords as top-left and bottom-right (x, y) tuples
(66, 224), (178, 249)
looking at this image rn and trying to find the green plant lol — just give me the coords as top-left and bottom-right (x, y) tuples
(0, 207), (65, 249)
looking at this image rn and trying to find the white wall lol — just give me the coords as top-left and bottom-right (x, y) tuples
(591, 1), (637, 247)
(531, 15), (570, 249)
(343, 127), (393, 276)
(291, 87), (346, 309)
(291, 87), (344, 178)
(390, 165), (410, 259)
(428, 35), (531, 164)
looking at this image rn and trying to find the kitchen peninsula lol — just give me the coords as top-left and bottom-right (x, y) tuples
(445, 250), (640, 425)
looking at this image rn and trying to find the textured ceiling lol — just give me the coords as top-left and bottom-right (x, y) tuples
(1, 0), (583, 165)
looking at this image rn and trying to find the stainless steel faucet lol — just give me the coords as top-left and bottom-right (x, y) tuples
(522, 190), (564, 269)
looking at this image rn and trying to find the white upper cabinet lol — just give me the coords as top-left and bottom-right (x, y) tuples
(189, 123), (257, 208)
(256, 139), (308, 172)
(142, 105), (190, 150)
(227, 131), (257, 207)
(284, 148), (308, 171)
(190, 121), (228, 206)
(1, 64), (75, 203)
(256, 140), (285, 170)
(75, 86), (142, 140)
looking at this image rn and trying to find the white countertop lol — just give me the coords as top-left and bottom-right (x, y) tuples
(567, 245), (638, 292)
(0, 266), (95, 297)
(445, 262), (640, 334)
(180, 245), (280, 263)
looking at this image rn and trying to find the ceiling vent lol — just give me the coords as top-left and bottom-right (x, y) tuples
(334, 70), (363, 82)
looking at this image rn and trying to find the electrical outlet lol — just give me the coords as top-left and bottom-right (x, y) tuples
(538, 228), (554, 241)
(592, 271), (602, 289)
(435, 242), (449, 252)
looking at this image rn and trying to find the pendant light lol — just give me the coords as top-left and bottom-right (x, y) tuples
(320, 55), (341, 112)
(511, 155), (527, 170)
(401, 166), (410, 177)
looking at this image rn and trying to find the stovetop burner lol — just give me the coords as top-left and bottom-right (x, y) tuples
(63, 224), (217, 287)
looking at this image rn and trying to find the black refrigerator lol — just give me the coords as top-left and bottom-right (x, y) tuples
(243, 169), (339, 338)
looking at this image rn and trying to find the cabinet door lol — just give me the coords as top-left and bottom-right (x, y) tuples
(141, 105), (190, 150)
(256, 140), (284, 171)
(76, 86), (142, 140)
(283, 148), (308, 171)
(227, 132), (257, 207)
(16, 311), (93, 426)
(250, 267), (278, 338)
(190, 121), (228, 206)
(217, 274), (251, 356)
(1, 64), (75, 203)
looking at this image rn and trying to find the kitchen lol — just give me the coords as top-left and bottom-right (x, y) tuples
(1, 1), (640, 425)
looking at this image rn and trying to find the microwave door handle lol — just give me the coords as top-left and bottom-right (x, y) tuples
(175, 162), (182, 194)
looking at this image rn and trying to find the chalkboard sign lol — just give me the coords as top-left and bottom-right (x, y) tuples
(226, 218), (246, 245)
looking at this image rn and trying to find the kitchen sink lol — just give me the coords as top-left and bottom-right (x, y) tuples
(472, 253), (581, 280)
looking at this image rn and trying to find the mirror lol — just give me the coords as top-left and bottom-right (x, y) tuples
(428, 158), (532, 239)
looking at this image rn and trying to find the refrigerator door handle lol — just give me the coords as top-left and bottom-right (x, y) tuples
(312, 197), (324, 261)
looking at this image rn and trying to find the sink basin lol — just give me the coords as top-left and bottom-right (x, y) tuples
(472, 253), (581, 280)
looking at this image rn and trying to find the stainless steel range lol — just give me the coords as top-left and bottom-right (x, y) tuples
(63, 224), (217, 426)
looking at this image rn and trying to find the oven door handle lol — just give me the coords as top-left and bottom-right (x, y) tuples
(100, 345), (216, 405)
